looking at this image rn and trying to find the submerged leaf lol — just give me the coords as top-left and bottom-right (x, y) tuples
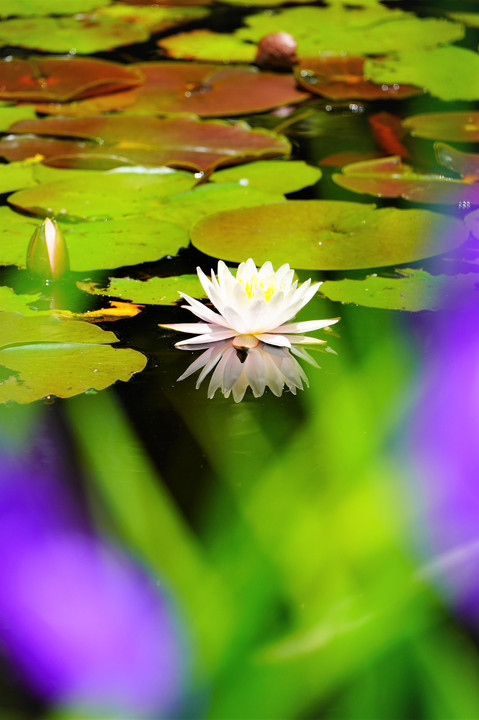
(79, 275), (207, 305)
(319, 270), (479, 311)
(2, 116), (291, 173)
(191, 200), (468, 270)
(365, 47), (479, 102)
(0, 313), (146, 403)
(402, 112), (479, 143)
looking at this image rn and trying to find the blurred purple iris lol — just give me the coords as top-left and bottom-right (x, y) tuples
(0, 451), (186, 718)
(408, 298), (479, 624)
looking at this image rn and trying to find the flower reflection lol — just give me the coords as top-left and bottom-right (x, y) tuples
(177, 338), (326, 402)
(162, 258), (339, 350)
(0, 452), (185, 718)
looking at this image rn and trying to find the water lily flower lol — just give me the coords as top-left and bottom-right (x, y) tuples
(162, 259), (339, 350)
(177, 339), (320, 402)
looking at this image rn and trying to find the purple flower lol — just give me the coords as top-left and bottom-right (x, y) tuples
(0, 454), (186, 718)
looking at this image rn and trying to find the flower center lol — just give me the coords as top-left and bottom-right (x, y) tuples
(239, 273), (277, 302)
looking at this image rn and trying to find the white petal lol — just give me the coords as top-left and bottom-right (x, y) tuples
(159, 322), (211, 335)
(179, 293), (230, 326)
(254, 333), (291, 348)
(275, 317), (340, 334)
(175, 328), (236, 346)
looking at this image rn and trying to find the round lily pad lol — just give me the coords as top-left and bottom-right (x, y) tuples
(0, 158), (39, 194)
(0, 104), (37, 131)
(0, 0), (110, 17)
(158, 30), (256, 63)
(0, 287), (43, 315)
(9, 169), (197, 220)
(97, 3), (210, 33)
(191, 200), (468, 270)
(0, 207), (39, 267)
(365, 46), (479, 102)
(0, 312), (146, 404)
(79, 275), (207, 305)
(123, 62), (309, 117)
(210, 161), (321, 195)
(402, 112), (479, 143)
(0, 15), (148, 54)
(319, 270), (479, 312)
(3, 116), (291, 173)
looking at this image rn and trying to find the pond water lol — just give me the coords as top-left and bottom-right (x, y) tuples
(0, 1), (478, 719)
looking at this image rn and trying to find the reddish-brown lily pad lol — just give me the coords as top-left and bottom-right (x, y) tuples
(435, 143), (479, 179)
(191, 200), (468, 270)
(1, 115), (291, 173)
(34, 89), (139, 117)
(332, 156), (479, 205)
(403, 112), (479, 143)
(0, 57), (144, 103)
(295, 57), (422, 100)
(0, 15), (148, 54)
(116, 62), (309, 117)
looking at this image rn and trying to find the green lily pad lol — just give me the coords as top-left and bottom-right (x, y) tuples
(319, 270), (479, 311)
(236, 6), (464, 57)
(0, 207), (39, 267)
(365, 46), (479, 102)
(63, 217), (189, 271)
(149, 183), (286, 231)
(0, 15), (148, 54)
(0, 158), (39, 194)
(210, 161), (321, 195)
(402, 112), (479, 143)
(0, 0), (110, 16)
(0, 57), (143, 103)
(158, 30), (256, 63)
(332, 155), (479, 205)
(97, 3), (209, 33)
(79, 275), (207, 305)
(191, 200), (468, 270)
(9, 169), (197, 220)
(0, 104), (37, 131)
(1, 116), (291, 173)
(447, 12), (479, 28)
(0, 312), (146, 404)
(0, 287), (44, 315)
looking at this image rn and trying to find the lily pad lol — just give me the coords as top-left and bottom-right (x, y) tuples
(0, 15), (148, 54)
(365, 47), (479, 102)
(158, 30), (255, 63)
(121, 62), (309, 117)
(435, 143), (479, 179)
(236, 6), (464, 57)
(2, 116), (291, 173)
(0, 313), (146, 404)
(332, 156), (479, 205)
(0, 287), (43, 315)
(149, 183), (286, 231)
(295, 57), (421, 100)
(0, 57), (144, 102)
(0, 104), (37, 131)
(447, 12), (479, 28)
(402, 112), (479, 143)
(0, 158), (39, 194)
(9, 168), (197, 220)
(191, 200), (468, 270)
(0, 0), (110, 17)
(319, 270), (479, 311)
(210, 161), (321, 195)
(0, 207), (39, 267)
(97, 3), (209, 33)
(34, 90), (139, 117)
(79, 275), (207, 305)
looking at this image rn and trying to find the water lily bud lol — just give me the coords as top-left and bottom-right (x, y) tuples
(255, 33), (298, 70)
(26, 217), (69, 284)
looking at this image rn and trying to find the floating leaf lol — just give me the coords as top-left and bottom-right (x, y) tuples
(34, 89), (139, 117)
(0, 15), (148, 54)
(56, 302), (142, 323)
(0, 57), (144, 102)
(402, 112), (479, 143)
(9, 168), (196, 220)
(191, 200), (468, 270)
(0, 207), (39, 267)
(0, 287), (43, 315)
(79, 275), (207, 305)
(447, 12), (479, 28)
(0, 158), (40, 194)
(97, 3), (209, 33)
(210, 161), (321, 194)
(236, 6), (464, 57)
(119, 62), (308, 117)
(0, 0), (110, 17)
(365, 47), (479, 102)
(0, 313), (146, 403)
(158, 30), (255, 63)
(332, 156), (479, 205)
(2, 116), (291, 173)
(0, 104), (37, 130)
(295, 57), (421, 100)
(149, 183), (286, 231)
(435, 143), (479, 178)
(319, 270), (479, 312)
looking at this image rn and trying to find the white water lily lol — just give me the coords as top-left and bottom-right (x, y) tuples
(177, 339), (319, 402)
(162, 259), (339, 350)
